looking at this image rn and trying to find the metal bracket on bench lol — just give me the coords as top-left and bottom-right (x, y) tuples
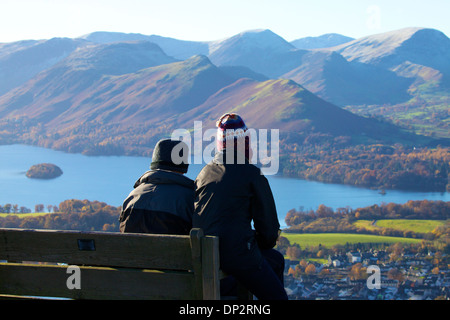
(77, 239), (96, 251)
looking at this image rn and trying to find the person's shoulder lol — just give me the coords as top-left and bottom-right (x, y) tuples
(234, 162), (264, 181)
(247, 163), (263, 176)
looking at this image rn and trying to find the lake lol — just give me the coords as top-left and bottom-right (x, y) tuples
(0, 144), (448, 228)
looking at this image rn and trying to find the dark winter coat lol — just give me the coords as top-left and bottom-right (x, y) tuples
(119, 170), (195, 235)
(193, 151), (280, 271)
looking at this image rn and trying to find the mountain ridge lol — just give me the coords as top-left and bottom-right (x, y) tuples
(0, 52), (432, 157)
(290, 33), (354, 49)
(0, 37), (89, 95)
(0, 26), (448, 157)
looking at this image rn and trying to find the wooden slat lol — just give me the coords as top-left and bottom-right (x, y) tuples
(0, 263), (196, 300)
(201, 236), (220, 300)
(0, 228), (225, 300)
(0, 228), (192, 270)
(189, 228), (203, 300)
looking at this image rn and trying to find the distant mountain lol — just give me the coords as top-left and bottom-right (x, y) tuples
(325, 27), (450, 138)
(77, 28), (450, 86)
(0, 54), (235, 128)
(79, 31), (155, 43)
(61, 40), (177, 75)
(0, 41), (177, 122)
(82, 30), (308, 78)
(333, 27), (450, 83)
(282, 50), (413, 106)
(0, 38), (88, 95)
(80, 31), (210, 60)
(291, 33), (354, 49)
(62, 55), (236, 127)
(208, 29), (307, 78)
(79, 28), (450, 92)
(282, 27), (450, 108)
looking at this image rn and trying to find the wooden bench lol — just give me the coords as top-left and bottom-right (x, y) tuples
(0, 227), (250, 300)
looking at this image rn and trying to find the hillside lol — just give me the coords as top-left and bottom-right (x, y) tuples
(179, 77), (422, 145)
(0, 37), (89, 95)
(0, 41), (178, 121)
(282, 50), (413, 106)
(50, 55), (236, 128)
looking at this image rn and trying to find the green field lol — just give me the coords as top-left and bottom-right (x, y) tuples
(0, 212), (58, 218)
(282, 232), (422, 248)
(353, 219), (446, 233)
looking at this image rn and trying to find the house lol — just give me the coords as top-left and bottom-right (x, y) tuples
(328, 254), (347, 267)
(347, 251), (362, 263)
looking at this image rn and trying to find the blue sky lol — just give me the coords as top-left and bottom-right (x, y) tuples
(1, 0), (449, 43)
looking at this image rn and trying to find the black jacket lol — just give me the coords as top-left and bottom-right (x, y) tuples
(193, 151), (280, 271)
(119, 170), (195, 235)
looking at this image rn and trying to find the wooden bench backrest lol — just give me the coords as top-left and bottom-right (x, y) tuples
(0, 228), (220, 300)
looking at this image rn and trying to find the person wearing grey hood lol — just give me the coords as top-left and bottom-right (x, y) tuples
(119, 139), (194, 235)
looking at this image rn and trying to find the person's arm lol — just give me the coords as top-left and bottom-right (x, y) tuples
(250, 173), (280, 249)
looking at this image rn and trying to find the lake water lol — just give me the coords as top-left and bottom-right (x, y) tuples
(0, 144), (448, 228)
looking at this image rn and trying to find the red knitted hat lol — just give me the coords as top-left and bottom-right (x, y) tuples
(216, 113), (249, 152)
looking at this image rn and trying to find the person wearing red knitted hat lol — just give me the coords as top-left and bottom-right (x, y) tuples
(193, 113), (287, 300)
(216, 113), (250, 150)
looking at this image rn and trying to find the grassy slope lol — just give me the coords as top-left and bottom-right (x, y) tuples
(344, 82), (450, 139)
(0, 212), (58, 218)
(353, 219), (446, 233)
(283, 232), (422, 248)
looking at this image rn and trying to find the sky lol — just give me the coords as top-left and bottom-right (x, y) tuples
(0, 0), (449, 43)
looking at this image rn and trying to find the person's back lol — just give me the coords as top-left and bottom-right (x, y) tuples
(193, 113), (288, 300)
(194, 151), (279, 270)
(119, 139), (194, 235)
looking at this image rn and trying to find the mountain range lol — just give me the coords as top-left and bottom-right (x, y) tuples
(0, 27), (448, 156)
(80, 27), (450, 105)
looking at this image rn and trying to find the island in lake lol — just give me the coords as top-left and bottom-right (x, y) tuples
(26, 163), (63, 179)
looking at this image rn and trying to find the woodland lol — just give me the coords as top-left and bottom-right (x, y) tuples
(279, 139), (449, 192)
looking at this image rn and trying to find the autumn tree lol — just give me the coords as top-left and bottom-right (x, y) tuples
(432, 267), (440, 275)
(299, 259), (308, 269)
(286, 245), (302, 260)
(387, 268), (404, 281)
(305, 264), (316, 276)
(319, 268), (330, 276)
(348, 263), (367, 280)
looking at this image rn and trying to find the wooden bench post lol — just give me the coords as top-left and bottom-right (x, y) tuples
(201, 235), (220, 299)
